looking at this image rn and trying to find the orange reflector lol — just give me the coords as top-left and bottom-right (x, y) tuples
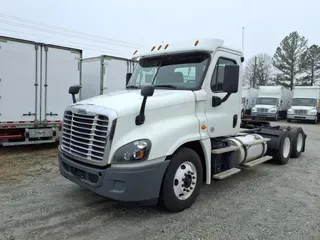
(201, 124), (206, 130)
(194, 40), (199, 46)
(164, 44), (169, 49)
(157, 45), (162, 50)
(133, 50), (138, 55)
(151, 46), (156, 51)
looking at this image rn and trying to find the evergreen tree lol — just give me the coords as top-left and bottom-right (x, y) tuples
(272, 31), (308, 89)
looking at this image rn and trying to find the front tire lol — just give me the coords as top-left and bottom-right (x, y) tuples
(160, 147), (203, 212)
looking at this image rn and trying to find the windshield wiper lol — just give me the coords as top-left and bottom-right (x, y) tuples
(126, 85), (139, 89)
(154, 84), (177, 89)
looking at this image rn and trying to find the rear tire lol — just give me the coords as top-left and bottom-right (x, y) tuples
(288, 127), (305, 158)
(159, 147), (203, 212)
(272, 130), (292, 165)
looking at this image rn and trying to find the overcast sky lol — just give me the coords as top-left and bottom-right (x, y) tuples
(1, 0), (319, 61)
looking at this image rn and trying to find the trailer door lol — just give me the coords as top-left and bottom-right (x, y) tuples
(0, 38), (40, 124)
(102, 57), (130, 94)
(40, 45), (81, 123)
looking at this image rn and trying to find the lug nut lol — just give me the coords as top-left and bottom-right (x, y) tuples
(192, 182), (195, 185)
(181, 184), (184, 187)
(183, 188), (187, 191)
(184, 173), (188, 176)
(186, 190), (190, 192)
(190, 187), (193, 190)
(192, 176), (196, 179)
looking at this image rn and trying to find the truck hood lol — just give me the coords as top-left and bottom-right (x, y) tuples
(253, 105), (278, 109)
(76, 89), (196, 117)
(290, 106), (316, 110)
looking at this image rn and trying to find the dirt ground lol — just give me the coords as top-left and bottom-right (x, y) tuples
(0, 143), (59, 184)
(0, 121), (319, 240)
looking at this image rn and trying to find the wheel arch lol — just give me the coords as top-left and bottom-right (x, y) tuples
(165, 140), (209, 183)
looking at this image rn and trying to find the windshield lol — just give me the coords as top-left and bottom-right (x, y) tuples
(292, 98), (317, 107)
(127, 52), (210, 90)
(256, 97), (278, 105)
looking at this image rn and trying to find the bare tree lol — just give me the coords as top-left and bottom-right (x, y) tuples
(243, 53), (274, 87)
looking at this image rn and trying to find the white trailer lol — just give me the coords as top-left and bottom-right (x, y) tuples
(287, 86), (320, 124)
(0, 36), (82, 146)
(241, 87), (258, 117)
(81, 55), (135, 100)
(251, 86), (293, 120)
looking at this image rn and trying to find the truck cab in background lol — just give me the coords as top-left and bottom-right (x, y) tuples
(287, 86), (320, 124)
(251, 86), (293, 121)
(59, 39), (307, 213)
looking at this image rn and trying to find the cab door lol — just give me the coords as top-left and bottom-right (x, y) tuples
(203, 50), (241, 138)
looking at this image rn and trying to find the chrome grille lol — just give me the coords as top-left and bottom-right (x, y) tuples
(294, 109), (307, 115)
(257, 108), (268, 113)
(61, 110), (109, 161)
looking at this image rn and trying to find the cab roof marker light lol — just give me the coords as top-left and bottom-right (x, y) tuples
(151, 46), (156, 51)
(133, 50), (138, 55)
(194, 40), (199, 46)
(157, 45), (162, 50)
(164, 44), (169, 49)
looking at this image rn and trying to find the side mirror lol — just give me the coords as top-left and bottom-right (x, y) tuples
(126, 73), (132, 85)
(222, 65), (239, 93)
(141, 85), (155, 97)
(136, 85), (155, 125)
(69, 85), (81, 103)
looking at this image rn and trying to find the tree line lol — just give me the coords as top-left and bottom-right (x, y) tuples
(243, 31), (320, 89)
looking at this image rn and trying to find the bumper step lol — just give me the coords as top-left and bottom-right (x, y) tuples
(211, 145), (240, 154)
(242, 155), (273, 167)
(213, 168), (241, 180)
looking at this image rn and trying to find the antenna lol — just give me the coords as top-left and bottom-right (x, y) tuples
(241, 27), (244, 53)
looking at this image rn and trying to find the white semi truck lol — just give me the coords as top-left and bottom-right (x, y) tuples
(0, 36), (82, 146)
(287, 86), (320, 124)
(81, 55), (135, 100)
(241, 87), (259, 118)
(58, 39), (307, 212)
(251, 86), (293, 121)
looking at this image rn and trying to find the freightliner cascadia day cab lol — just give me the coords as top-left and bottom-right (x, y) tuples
(241, 87), (258, 118)
(251, 86), (293, 121)
(0, 35), (82, 146)
(58, 39), (307, 212)
(287, 86), (320, 124)
(81, 55), (136, 100)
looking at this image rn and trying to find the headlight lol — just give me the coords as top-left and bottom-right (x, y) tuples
(252, 108), (256, 112)
(287, 109), (293, 114)
(112, 139), (151, 163)
(309, 110), (317, 115)
(270, 108), (277, 113)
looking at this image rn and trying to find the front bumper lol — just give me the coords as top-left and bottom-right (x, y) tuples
(287, 114), (317, 120)
(251, 112), (277, 118)
(58, 147), (169, 202)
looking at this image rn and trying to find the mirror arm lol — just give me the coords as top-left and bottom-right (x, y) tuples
(221, 92), (232, 103)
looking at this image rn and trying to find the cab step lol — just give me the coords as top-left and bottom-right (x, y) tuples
(211, 145), (240, 154)
(243, 138), (271, 147)
(242, 155), (273, 167)
(213, 168), (241, 180)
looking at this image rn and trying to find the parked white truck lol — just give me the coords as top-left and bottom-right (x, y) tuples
(241, 87), (259, 118)
(58, 39), (307, 212)
(0, 36), (82, 146)
(287, 86), (320, 124)
(251, 86), (293, 121)
(81, 55), (135, 100)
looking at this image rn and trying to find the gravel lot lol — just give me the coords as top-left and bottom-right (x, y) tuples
(0, 121), (319, 240)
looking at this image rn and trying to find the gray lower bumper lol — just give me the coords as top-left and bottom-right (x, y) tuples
(58, 148), (169, 202)
(287, 114), (317, 120)
(251, 112), (276, 118)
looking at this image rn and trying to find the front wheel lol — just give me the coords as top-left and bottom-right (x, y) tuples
(159, 147), (203, 212)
